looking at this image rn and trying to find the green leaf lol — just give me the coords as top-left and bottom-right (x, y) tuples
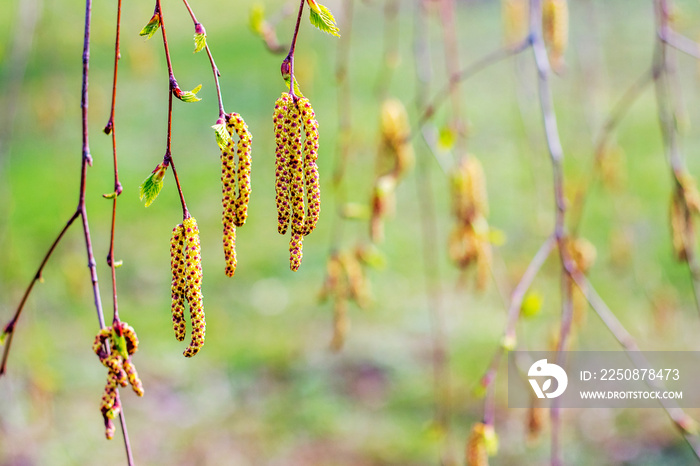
(111, 330), (129, 360)
(307, 0), (340, 37)
(176, 84), (202, 102)
(283, 76), (304, 98)
(102, 192), (118, 199)
(0, 331), (7, 346)
(194, 32), (206, 53)
(139, 13), (161, 40)
(212, 123), (231, 148)
(139, 163), (167, 207)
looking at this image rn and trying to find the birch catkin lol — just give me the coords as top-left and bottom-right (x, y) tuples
(273, 93), (322, 271)
(274, 93), (293, 234)
(218, 112), (253, 277)
(182, 217), (205, 357)
(542, 0), (568, 70)
(170, 224), (187, 341)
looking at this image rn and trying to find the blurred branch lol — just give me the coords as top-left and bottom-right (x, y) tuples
(0, 0), (43, 177)
(412, 2), (452, 463)
(571, 272), (700, 459)
(571, 67), (655, 234)
(653, 0), (700, 316)
(658, 27), (700, 60)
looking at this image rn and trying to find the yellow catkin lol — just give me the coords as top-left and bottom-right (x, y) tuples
(100, 372), (119, 440)
(182, 217), (206, 357)
(288, 101), (306, 236)
(671, 192), (690, 260)
(274, 93), (293, 234)
(223, 221), (237, 277)
(502, 0), (528, 46)
(228, 113), (253, 227)
(220, 121), (238, 277)
(123, 359), (144, 396)
(170, 224), (187, 341)
(466, 422), (489, 466)
(542, 0), (568, 70)
(380, 99), (413, 177)
(329, 297), (349, 352)
(452, 155), (488, 220)
(289, 232), (304, 272)
(298, 97), (321, 236)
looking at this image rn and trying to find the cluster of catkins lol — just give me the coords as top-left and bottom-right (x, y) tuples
(370, 99), (414, 243)
(170, 217), (205, 357)
(273, 93), (321, 271)
(448, 155), (493, 290)
(217, 113), (253, 277)
(318, 248), (372, 351)
(93, 322), (143, 439)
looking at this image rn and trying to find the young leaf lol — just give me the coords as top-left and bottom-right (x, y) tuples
(139, 13), (161, 40)
(111, 330), (129, 360)
(283, 76), (304, 98)
(307, 0), (340, 37)
(139, 163), (167, 207)
(194, 33), (206, 53)
(175, 84), (202, 103)
(212, 123), (231, 148)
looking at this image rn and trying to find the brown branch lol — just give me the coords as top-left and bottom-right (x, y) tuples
(155, 0), (190, 220)
(283, 0), (306, 101)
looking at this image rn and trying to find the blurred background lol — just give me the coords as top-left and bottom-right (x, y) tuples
(2, 0), (700, 464)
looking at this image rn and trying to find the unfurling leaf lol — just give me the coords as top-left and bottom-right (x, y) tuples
(307, 0), (340, 37)
(0, 331), (7, 346)
(175, 84), (202, 102)
(139, 163), (167, 207)
(283, 76), (304, 98)
(194, 32), (206, 53)
(212, 122), (231, 148)
(139, 13), (161, 40)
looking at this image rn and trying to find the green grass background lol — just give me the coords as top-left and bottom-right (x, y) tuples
(2, 0), (700, 464)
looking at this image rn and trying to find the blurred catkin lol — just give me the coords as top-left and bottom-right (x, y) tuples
(542, 0), (568, 71)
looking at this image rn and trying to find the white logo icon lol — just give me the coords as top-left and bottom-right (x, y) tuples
(528, 359), (568, 399)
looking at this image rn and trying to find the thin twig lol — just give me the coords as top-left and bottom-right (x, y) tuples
(181, 0), (225, 118)
(413, 2), (452, 463)
(155, 0), (190, 220)
(284, 0), (306, 101)
(571, 272), (700, 459)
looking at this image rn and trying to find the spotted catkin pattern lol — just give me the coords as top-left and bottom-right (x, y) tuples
(228, 113), (253, 227)
(274, 93), (293, 234)
(170, 224), (186, 341)
(298, 97), (321, 236)
(218, 113), (252, 277)
(273, 93), (322, 271)
(182, 217), (205, 357)
(93, 322), (143, 439)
